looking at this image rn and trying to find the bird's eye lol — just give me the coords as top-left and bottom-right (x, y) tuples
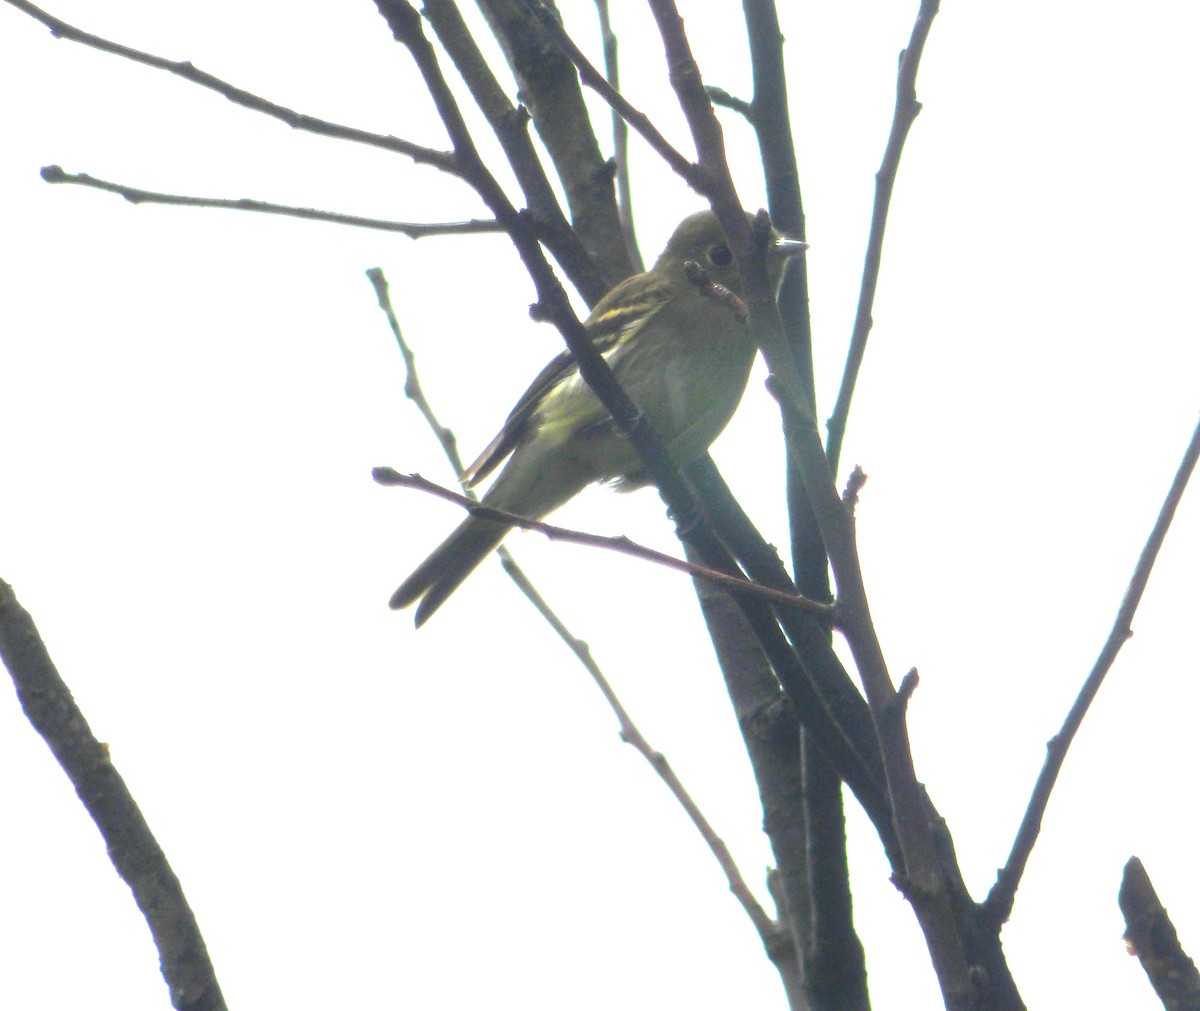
(708, 243), (733, 268)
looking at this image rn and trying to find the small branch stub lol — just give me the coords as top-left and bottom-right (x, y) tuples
(881, 668), (919, 731)
(843, 465), (868, 509)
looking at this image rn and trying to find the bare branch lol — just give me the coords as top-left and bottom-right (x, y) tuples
(5, 0), (456, 171)
(509, 553), (790, 956)
(639, 3), (919, 897)
(639, 0), (972, 994)
(687, 557), (809, 1003)
(594, 0), (644, 271)
(686, 460), (899, 870)
(41, 166), (501, 236)
(479, 0), (632, 280)
(739, 0), (825, 697)
(741, 0), (811, 361)
(643, 0), (743, 229)
(422, 0), (609, 304)
(372, 468), (837, 621)
(825, 0), (940, 472)
(738, 9), (864, 997)
(766, 371), (974, 1002)
(519, 0), (705, 191)
(0, 579), (227, 1011)
(367, 269), (465, 469)
(985, 414), (1200, 925)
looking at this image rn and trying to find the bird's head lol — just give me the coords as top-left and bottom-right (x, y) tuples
(654, 209), (808, 296)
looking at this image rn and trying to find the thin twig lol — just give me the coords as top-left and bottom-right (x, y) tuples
(373, 469), (837, 622)
(985, 415), (1200, 925)
(593, 0), (643, 271)
(42, 166), (501, 237)
(369, 269), (783, 950)
(0, 579), (227, 1011)
(502, 557), (786, 950)
(5, 0), (457, 171)
(367, 269), (464, 468)
(825, 0), (940, 472)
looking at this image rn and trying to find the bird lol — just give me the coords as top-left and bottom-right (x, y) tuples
(391, 209), (807, 625)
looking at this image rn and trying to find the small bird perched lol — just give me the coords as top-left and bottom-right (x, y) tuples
(391, 209), (807, 625)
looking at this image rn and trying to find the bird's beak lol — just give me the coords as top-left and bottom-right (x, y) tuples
(770, 236), (809, 259)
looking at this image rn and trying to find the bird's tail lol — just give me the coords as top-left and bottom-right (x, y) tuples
(392, 437), (599, 624)
(389, 514), (510, 626)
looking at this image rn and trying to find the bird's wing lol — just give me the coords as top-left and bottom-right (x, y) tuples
(460, 348), (575, 488)
(460, 272), (675, 488)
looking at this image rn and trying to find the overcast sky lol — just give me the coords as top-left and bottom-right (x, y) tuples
(2, 2), (1198, 1008)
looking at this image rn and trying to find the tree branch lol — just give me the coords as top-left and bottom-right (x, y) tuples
(479, 0), (633, 281)
(687, 553), (809, 1005)
(5, 0), (456, 171)
(685, 458), (898, 865)
(593, 0), (644, 271)
(825, 0), (940, 473)
(372, 468), (836, 620)
(518, 0), (705, 191)
(985, 415), (1200, 925)
(562, 601), (793, 964)
(639, 0), (978, 1000)
(740, 3), (867, 1000)
(0, 579), (227, 1011)
(40, 166), (501, 236)
(422, 0), (610, 303)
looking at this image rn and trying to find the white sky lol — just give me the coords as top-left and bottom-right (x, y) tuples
(2, 2), (1198, 1008)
